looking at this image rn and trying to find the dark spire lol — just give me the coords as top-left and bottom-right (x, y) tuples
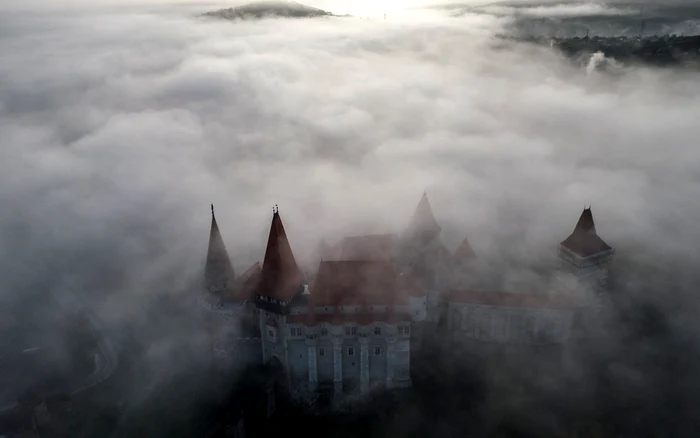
(560, 207), (612, 257)
(258, 209), (304, 301)
(454, 236), (476, 261)
(204, 204), (235, 295)
(403, 191), (441, 245)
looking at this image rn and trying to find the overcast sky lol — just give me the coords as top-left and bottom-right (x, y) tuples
(1, 1), (699, 319)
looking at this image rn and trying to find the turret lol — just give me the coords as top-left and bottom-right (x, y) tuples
(255, 206), (305, 315)
(399, 192), (452, 290)
(402, 192), (442, 247)
(558, 207), (614, 290)
(204, 204), (235, 297)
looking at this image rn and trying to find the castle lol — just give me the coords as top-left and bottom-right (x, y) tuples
(198, 194), (614, 406)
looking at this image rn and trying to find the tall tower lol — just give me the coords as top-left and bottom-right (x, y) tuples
(558, 207), (615, 292)
(204, 204), (235, 298)
(255, 207), (305, 375)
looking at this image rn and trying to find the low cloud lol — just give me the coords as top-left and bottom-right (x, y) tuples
(475, 3), (639, 18)
(1, 2), (700, 429)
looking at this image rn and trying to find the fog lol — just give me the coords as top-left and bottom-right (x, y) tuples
(1, 0), (700, 435)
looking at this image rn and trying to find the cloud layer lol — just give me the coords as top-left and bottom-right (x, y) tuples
(1, 1), (700, 326)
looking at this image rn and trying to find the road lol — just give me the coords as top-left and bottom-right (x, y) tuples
(0, 286), (119, 413)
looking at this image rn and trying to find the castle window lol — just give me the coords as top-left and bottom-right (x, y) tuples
(289, 326), (303, 337)
(374, 346), (382, 356)
(318, 347), (325, 357)
(452, 310), (463, 330)
(347, 346), (355, 356)
(374, 325), (381, 336)
(320, 326), (329, 337)
(267, 327), (276, 343)
(509, 314), (523, 341)
(398, 324), (410, 336)
(493, 314), (507, 338)
(477, 314), (491, 339)
(524, 316), (536, 340)
(345, 324), (357, 336)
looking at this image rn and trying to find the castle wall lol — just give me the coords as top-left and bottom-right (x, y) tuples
(447, 302), (573, 345)
(286, 339), (308, 388)
(341, 339), (360, 392)
(368, 337), (387, 387)
(316, 339), (334, 383)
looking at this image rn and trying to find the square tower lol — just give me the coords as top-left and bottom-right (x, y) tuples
(558, 207), (615, 291)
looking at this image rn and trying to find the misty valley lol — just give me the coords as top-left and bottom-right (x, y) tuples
(1, 1), (700, 437)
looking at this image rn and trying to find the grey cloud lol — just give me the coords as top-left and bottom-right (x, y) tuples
(1, 3), (700, 431)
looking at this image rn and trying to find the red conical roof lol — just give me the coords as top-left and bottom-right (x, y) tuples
(204, 205), (235, 296)
(560, 207), (612, 257)
(258, 210), (304, 300)
(454, 236), (476, 261)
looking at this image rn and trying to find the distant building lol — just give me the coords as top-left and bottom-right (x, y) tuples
(198, 195), (615, 408)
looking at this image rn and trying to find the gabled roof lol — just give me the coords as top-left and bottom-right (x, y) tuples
(339, 234), (399, 261)
(310, 260), (420, 307)
(403, 192), (442, 246)
(454, 236), (476, 261)
(560, 207), (612, 257)
(222, 262), (262, 302)
(257, 210), (304, 301)
(204, 205), (235, 296)
(448, 290), (574, 310)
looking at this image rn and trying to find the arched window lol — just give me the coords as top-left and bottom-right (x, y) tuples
(452, 309), (462, 330)
(320, 326), (329, 337)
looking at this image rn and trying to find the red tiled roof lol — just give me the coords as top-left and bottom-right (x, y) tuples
(454, 236), (476, 261)
(339, 234), (398, 261)
(560, 208), (612, 257)
(266, 318), (277, 327)
(224, 262), (261, 302)
(258, 211), (304, 301)
(448, 290), (575, 310)
(310, 260), (417, 307)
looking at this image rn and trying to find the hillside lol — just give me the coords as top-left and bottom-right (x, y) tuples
(202, 1), (333, 20)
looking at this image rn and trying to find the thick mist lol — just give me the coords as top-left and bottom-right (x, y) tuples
(1, 1), (700, 435)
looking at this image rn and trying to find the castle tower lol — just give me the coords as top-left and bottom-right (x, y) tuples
(256, 207), (305, 386)
(204, 204), (235, 297)
(399, 192), (452, 291)
(558, 207), (615, 291)
(454, 236), (476, 262)
(402, 192), (442, 246)
(255, 207), (305, 314)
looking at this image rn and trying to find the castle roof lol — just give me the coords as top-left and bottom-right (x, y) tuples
(222, 262), (261, 302)
(454, 236), (476, 261)
(257, 210), (304, 301)
(339, 234), (399, 261)
(310, 260), (422, 308)
(403, 192), (442, 246)
(448, 290), (575, 310)
(204, 204), (235, 296)
(560, 207), (612, 257)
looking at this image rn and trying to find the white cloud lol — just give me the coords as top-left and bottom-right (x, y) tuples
(1, 2), (699, 310)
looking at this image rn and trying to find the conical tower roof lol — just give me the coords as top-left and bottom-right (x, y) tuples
(404, 192), (442, 245)
(560, 207), (612, 257)
(204, 204), (235, 295)
(454, 236), (476, 261)
(258, 207), (304, 301)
